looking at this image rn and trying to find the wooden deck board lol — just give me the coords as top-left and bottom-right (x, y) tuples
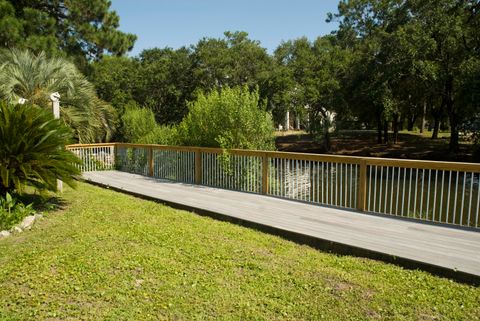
(83, 171), (480, 282)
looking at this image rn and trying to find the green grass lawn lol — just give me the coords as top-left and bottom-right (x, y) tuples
(0, 183), (479, 320)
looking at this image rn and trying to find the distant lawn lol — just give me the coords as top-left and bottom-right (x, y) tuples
(1, 183), (479, 320)
(276, 130), (473, 162)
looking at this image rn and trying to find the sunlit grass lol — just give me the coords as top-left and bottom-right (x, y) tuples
(0, 182), (479, 320)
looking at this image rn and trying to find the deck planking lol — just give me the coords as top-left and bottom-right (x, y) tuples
(83, 170), (480, 284)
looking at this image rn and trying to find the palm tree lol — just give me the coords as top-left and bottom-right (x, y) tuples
(0, 101), (81, 194)
(0, 49), (116, 143)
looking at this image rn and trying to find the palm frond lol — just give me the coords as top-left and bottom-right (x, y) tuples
(0, 49), (117, 143)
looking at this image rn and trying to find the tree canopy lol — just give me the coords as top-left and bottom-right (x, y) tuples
(3, 0), (478, 153)
(0, 0), (136, 64)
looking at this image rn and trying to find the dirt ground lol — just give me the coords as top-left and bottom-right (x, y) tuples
(275, 130), (475, 163)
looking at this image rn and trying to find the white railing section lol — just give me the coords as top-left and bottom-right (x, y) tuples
(201, 152), (263, 193)
(116, 145), (149, 176)
(67, 144), (115, 172)
(366, 166), (480, 227)
(152, 149), (195, 183)
(268, 158), (359, 208)
(66, 143), (480, 229)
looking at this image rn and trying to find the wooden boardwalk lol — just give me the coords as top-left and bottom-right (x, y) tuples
(83, 170), (480, 284)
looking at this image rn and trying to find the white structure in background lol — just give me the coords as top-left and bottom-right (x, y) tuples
(50, 92), (61, 119)
(50, 92), (63, 192)
(284, 110), (290, 131)
(324, 110), (337, 133)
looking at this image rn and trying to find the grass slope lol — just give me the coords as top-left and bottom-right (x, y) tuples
(0, 183), (479, 320)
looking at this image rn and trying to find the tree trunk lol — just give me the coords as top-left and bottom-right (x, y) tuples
(431, 98), (445, 139)
(392, 114), (399, 144)
(398, 114), (405, 131)
(407, 114), (416, 131)
(376, 110), (382, 144)
(432, 118), (440, 139)
(324, 130), (331, 152)
(449, 114), (459, 152)
(284, 111), (290, 131)
(445, 76), (459, 152)
(383, 120), (389, 144)
(420, 100), (427, 133)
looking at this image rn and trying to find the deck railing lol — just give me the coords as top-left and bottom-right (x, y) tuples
(66, 143), (480, 229)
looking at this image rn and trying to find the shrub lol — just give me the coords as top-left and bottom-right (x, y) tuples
(137, 125), (178, 145)
(0, 192), (35, 231)
(0, 101), (81, 194)
(178, 86), (275, 150)
(121, 102), (177, 145)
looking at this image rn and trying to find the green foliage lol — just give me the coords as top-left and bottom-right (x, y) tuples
(137, 47), (197, 124)
(178, 86), (275, 150)
(0, 192), (34, 231)
(0, 0), (136, 64)
(193, 31), (273, 91)
(121, 102), (177, 145)
(137, 126), (178, 145)
(89, 56), (140, 111)
(0, 101), (81, 194)
(0, 49), (117, 142)
(330, 0), (480, 149)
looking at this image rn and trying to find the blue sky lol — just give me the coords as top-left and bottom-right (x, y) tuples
(110, 0), (340, 56)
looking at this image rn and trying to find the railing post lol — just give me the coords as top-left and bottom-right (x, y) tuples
(357, 159), (367, 211)
(262, 152), (269, 195)
(195, 148), (202, 185)
(111, 145), (116, 170)
(148, 147), (154, 176)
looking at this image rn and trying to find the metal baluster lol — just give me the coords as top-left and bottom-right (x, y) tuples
(460, 171), (466, 225)
(389, 167), (394, 214)
(446, 171), (452, 223)
(420, 169), (425, 219)
(373, 165), (378, 212)
(350, 164), (353, 208)
(407, 168), (412, 217)
(379, 166), (383, 213)
(368, 165), (373, 211)
(413, 168), (419, 218)
(439, 171), (445, 222)
(337, 163), (343, 206)
(468, 172), (474, 227)
(426, 169), (431, 220)
(433, 170), (438, 221)
(453, 171), (459, 224)
(384, 166), (389, 213)
(476, 175), (480, 227)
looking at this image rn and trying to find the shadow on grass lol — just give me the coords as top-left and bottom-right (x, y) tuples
(16, 193), (67, 212)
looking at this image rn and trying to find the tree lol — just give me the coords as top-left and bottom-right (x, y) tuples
(178, 86), (275, 150)
(0, 0), (136, 65)
(331, 0), (415, 144)
(136, 47), (197, 124)
(0, 49), (116, 142)
(272, 36), (350, 150)
(409, 0), (479, 151)
(0, 101), (80, 194)
(331, 0), (480, 151)
(192, 31), (273, 92)
(89, 55), (140, 111)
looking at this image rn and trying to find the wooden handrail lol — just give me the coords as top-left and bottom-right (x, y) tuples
(66, 142), (480, 172)
(66, 143), (117, 148)
(66, 142), (480, 228)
